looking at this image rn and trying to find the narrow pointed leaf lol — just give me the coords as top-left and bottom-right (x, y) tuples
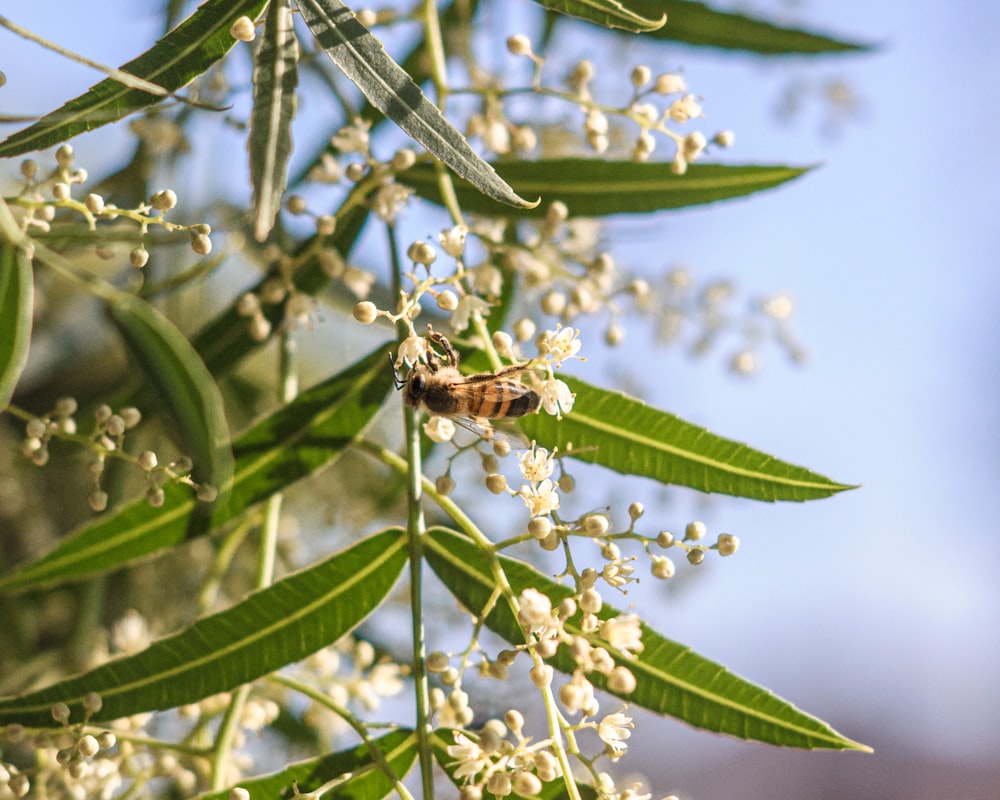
(108, 293), (233, 500)
(0, 346), (394, 594)
(400, 160), (811, 217)
(195, 729), (418, 800)
(0, 528), (408, 728)
(519, 377), (855, 501)
(294, 0), (536, 209)
(604, 1), (871, 54)
(426, 527), (869, 751)
(0, 243), (32, 410)
(534, 0), (665, 32)
(0, 0), (268, 157)
(249, 0), (299, 242)
(432, 728), (597, 800)
(289, 0), (482, 189)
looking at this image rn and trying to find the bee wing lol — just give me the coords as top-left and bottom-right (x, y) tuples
(448, 415), (531, 448)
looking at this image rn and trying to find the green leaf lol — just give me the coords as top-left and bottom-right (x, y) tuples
(195, 729), (418, 800)
(622, 0), (871, 54)
(432, 728), (597, 800)
(400, 160), (811, 217)
(425, 527), (869, 751)
(294, 0), (536, 209)
(249, 0), (299, 242)
(0, 528), (408, 728)
(0, 345), (394, 594)
(289, 0), (483, 189)
(534, 0), (665, 32)
(0, 0), (268, 157)
(108, 293), (234, 502)
(518, 376), (855, 501)
(0, 243), (32, 410)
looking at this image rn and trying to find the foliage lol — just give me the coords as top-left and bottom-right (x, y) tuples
(0, 2), (870, 799)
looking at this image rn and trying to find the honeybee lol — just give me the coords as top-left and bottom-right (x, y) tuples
(392, 330), (540, 439)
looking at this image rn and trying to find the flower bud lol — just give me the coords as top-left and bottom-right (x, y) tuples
(507, 34), (534, 57)
(685, 520), (706, 541)
(631, 65), (651, 88)
(230, 16), (256, 41)
(716, 533), (740, 556)
(352, 300), (378, 324)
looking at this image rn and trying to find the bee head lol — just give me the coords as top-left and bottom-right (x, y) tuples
(404, 368), (427, 407)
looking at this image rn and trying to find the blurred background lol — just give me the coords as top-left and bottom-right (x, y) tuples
(1, 2), (998, 799)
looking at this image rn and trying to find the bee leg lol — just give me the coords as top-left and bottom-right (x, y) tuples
(426, 325), (459, 368)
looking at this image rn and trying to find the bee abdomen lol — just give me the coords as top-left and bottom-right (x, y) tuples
(471, 385), (540, 418)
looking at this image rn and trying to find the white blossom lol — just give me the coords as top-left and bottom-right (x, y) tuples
(517, 588), (553, 628)
(518, 446), (555, 482)
(439, 224), (469, 258)
(450, 294), (492, 333)
(519, 479), (560, 518)
(539, 379), (575, 417)
(537, 326), (583, 365)
(331, 119), (372, 153)
(600, 614), (644, 657)
(424, 416), (456, 443)
(396, 336), (428, 368)
(598, 709), (633, 754)
(446, 732), (490, 782)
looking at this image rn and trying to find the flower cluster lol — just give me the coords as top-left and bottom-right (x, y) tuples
(655, 267), (808, 375)
(15, 398), (216, 511)
(500, 35), (733, 172)
(295, 638), (407, 742)
(8, 146), (213, 265)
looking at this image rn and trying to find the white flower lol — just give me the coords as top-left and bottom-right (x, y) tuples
(447, 732), (489, 782)
(342, 266), (375, 299)
(473, 264), (503, 296)
(600, 614), (644, 657)
(598, 709), (633, 754)
(368, 663), (406, 697)
(424, 416), (456, 443)
(601, 559), (637, 588)
(539, 379), (575, 417)
(331, 119), (372, 153)
(396, 336), (428, 368)
(537, 326), (582, 365)
(668, 94), (703, 124)
(682, 130), (707, 162)
(450, 294), (492, 333)
(519, 479), (559, 518)
(371, 183), (414, 222)
(558, 673), (597, 716)
(518, 446), (555, 482)
(439, 224), (468, 258)
(517, 588), (553, 629)
(655, 72), (686, 95)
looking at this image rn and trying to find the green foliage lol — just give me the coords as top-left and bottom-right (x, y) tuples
(399, 160), (812, 217)
(0, 242), (32, 410)
(0, 529), (408, 728)
(0, 1), (871, 798)
(0, 0), (269, 156)
(520, 376), (856, 501)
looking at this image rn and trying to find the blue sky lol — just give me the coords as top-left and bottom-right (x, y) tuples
(2, 2), (998, 797)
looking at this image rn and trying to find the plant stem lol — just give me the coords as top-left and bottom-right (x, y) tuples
(389, 224), (435, 800)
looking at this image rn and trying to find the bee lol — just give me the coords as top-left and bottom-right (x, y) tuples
(392, 330), (540, 439)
